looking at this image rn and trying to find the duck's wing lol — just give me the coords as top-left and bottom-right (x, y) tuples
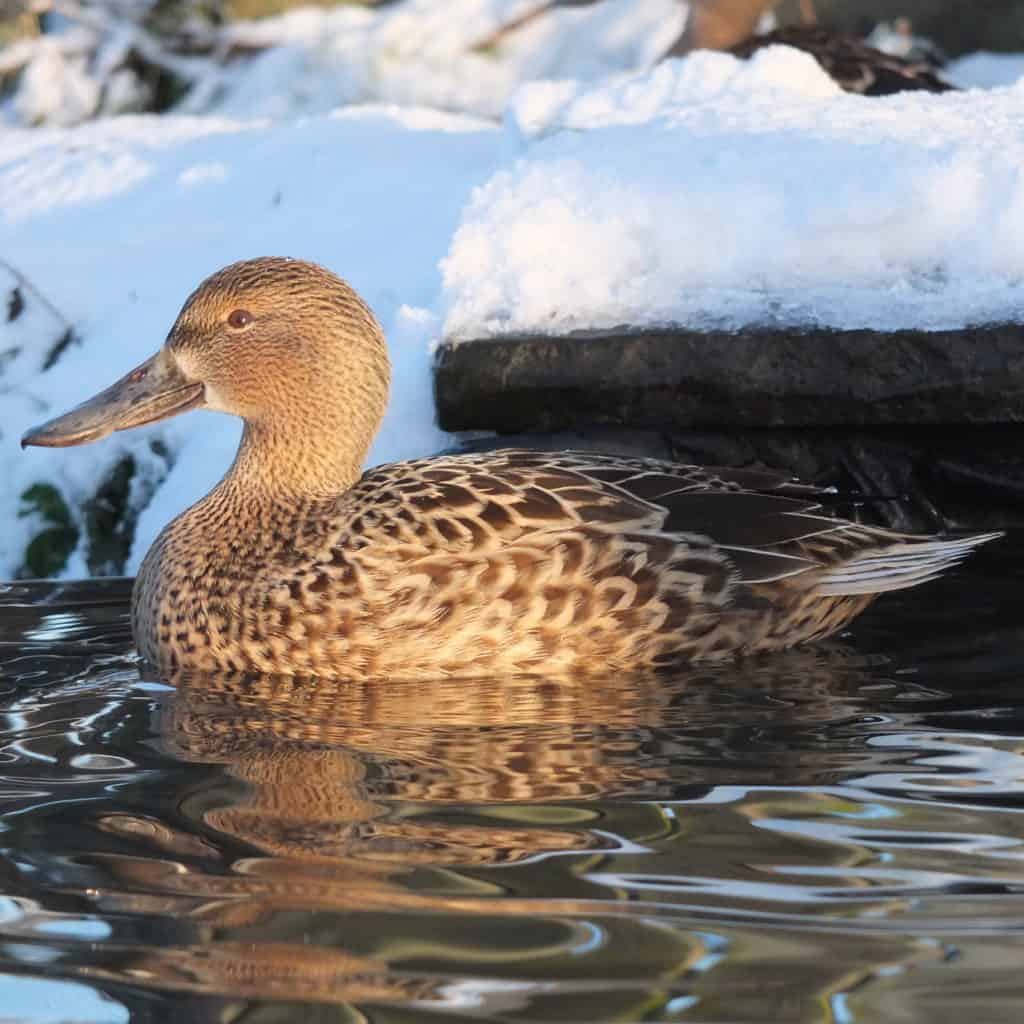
(513, 450), (849, 584)
(518, 451), (1000, 595)
(346, 450), (835, 587)
(347, 450), (998, 598)
(731, 26), (955, 95)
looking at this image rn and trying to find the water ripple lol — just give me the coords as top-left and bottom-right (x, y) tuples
(0, 543), (1023, 1019)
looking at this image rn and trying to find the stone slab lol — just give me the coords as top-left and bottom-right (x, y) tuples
(434, 324), (1024, 433)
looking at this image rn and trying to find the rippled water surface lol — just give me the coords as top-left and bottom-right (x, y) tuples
(1, 536), (1024, 1022)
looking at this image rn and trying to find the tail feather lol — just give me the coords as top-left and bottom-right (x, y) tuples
(816, 531), (1002, 596)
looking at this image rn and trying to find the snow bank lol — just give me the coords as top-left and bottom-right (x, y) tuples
(947, 51), (1024, 90)
(3, 0), (682, 129)
(441, 50), (1024, 340)
(2, 107), (501, 578)
(197, 0), (682, 121)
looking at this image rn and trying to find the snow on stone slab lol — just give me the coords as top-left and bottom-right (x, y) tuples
(1, 107), (502, 579)
(441, 49), (1024, 341)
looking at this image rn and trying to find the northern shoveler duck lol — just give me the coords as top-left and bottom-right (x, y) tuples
(22, 258), (998, 679)
(664, 0), (955, 96)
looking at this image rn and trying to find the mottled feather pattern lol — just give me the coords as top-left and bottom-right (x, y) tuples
(134, 448), (997, 679)
(29, 258), (996, 679)
(731, 26), (954, 96)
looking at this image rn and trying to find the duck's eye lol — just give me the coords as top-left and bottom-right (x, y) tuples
(227, 309), (253, 329)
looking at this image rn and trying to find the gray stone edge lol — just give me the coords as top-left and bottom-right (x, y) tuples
(433, 323), (1024, 432)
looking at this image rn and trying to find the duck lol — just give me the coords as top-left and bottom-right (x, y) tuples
(21, 258), (999, 680)
(663, 0), (955, 96)
(728, 25), (955, 96)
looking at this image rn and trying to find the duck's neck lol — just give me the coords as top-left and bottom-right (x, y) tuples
(197, 328), (391, 518)
(217, 418), (370, 510)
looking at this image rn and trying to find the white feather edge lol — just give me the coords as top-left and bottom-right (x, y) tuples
(816, 532), (1002, 596)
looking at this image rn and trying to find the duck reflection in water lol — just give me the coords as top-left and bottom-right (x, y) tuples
(68, 650), (946, 1016)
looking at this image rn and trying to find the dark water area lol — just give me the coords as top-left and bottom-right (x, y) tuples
(1, 536), (1023, 1023)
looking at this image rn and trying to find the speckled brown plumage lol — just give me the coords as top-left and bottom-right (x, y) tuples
(730, 26), (955, 96)
(135, 443), (994, 677)
(661, 0), (954, 96)
(24, 258), (999, 680)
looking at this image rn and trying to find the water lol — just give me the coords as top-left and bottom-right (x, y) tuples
(0, 537), (1023, 1023)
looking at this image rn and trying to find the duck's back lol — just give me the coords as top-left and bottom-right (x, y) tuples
(133, 449), (987, 679)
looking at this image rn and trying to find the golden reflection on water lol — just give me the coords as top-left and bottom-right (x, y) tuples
(158, 649), (897, 856)
(7, 558), (1024, 1019)
(7, 602), (1024, 1022)
(56, 649), (946, 1016)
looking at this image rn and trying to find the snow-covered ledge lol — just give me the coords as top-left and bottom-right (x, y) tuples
(437, 53), (1024, 434)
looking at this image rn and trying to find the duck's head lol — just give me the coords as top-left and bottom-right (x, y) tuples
(22, 258), (391, 467)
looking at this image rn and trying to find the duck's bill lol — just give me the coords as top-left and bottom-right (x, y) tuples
(21, 351), (205, 449)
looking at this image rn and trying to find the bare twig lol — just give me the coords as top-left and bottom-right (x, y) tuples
(0, 37), (35, 77)
(42, 0), (210, 78)
(469, 1), (556, 53)
(0, 258), (73, 336)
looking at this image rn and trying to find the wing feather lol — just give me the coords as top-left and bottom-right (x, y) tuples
(344, 450), (999, 608)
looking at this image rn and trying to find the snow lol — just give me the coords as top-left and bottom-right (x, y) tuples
(3, 3), (1024, 580)
(0, 973), (128, 1023)
(442, 50), (1024, 339)
(201, 0), (682, 121)
(3, 0), (682, 128)
(947, 51), (1024, 90)
(14, 36), (102, 127)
